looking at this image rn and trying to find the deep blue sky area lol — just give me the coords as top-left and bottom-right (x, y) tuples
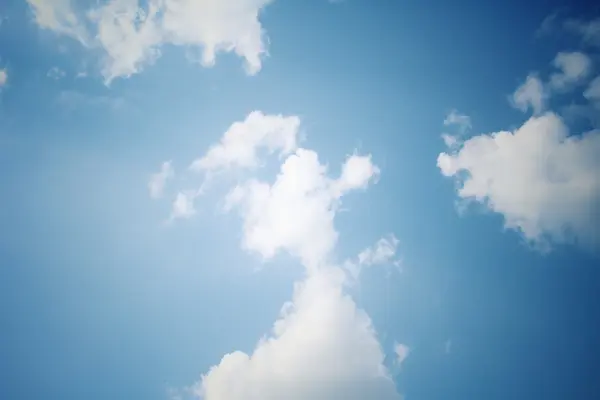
(1, 1), (599, 399)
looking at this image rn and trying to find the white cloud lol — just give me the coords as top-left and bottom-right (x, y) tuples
(47, 66), (66, 80)
(438, 112), (600, 250)
(149, 161), (174, 199)
(549, 52), (592, 90)
(27, 0), (91, 45)
(190, 111), (301, 173)
(192, 139), (400, 399)
(225, 149), (380, 270)
(197, 266), (401, 400)
(27, 0), (273, 83)
(511, 74), (546, 115)
(169, 191), (197, 221)
(394, 343), (410, 366)
(343, 235), (400, 282)
(441, 133), (459, 148)
(357, 235), (399, 267)
(443, 110), (471, 132)
(0, 68), (6, 86)
(584, 76), (600, 103)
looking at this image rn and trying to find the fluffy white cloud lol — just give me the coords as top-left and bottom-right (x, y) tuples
(190, 111), (301, 172)
(197, 266), (401, 400)
(194, 142), (400, 399)
(27, 0), (273, 83)
(549, 52), (592, 90)
(511, 74), (546, 115)
(0, 68), (6, 86)
(149, 161), (174, 199)
(394, 343), (410, 366)
(225, 149), (380, 270)
(167, 111), (300, 220)
(438, 112), (600, 250)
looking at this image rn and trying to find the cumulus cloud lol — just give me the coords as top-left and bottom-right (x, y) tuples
(190, 111), (301, 172)
(0, 68), (6, 86)
(27, 0), (274, 83)
(167, 111), (301, 221)
(549, 52), (592, 90)
(511, 74), (547, 115)
(197, 265), (401, 400)
(394, 343), (410, 366)
(186, 117), (401, 399)
(149, 161), (174, 199)
(224, 149), (380, 270)
(438, 112), (600, 250)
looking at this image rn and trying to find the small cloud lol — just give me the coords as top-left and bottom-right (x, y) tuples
(168, 191), (198, 222)
(344, 234), (400, 281)
(394, 343), (410, 366)
(549, 52), (592, 91)
(535, 12), (559, 38)
(47, 66), (66, 80)
(511, 73), (546, 115)
(441, 133), (459, 148)
(443, 110), (472, 133)
(148, 161), (174, 199)
(0, 68), (7, 87)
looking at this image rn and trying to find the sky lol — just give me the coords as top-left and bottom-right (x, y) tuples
(1, 0), (599, 399)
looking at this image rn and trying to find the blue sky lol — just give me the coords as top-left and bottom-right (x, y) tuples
(1, 0), (599, 399)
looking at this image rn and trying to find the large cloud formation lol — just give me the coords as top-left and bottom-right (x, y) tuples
(27, 0), (273, 82)
(164, 112), (402, 399)
(438, 112), (600, 250)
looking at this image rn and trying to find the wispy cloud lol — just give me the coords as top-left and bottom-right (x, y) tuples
(0, 68), (7, 87)
(56, 90), (125, 111)
(47, 66), (66, 80)
(148, 161), (174, 199)
(443, 110), (472, 133)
